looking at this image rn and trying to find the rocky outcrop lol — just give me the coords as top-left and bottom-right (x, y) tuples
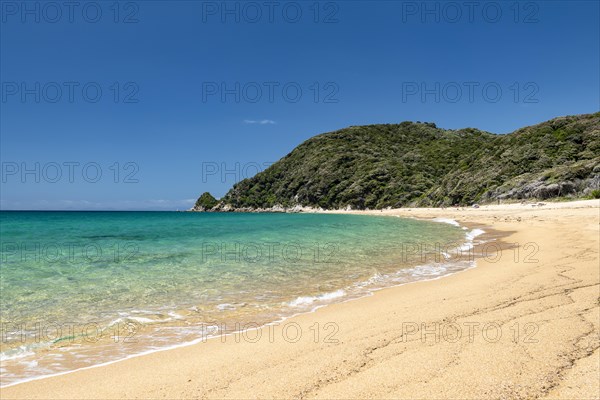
(203, 203), (323, 213)
(484, 160), (600, 201)
(191, 192), (218, 211)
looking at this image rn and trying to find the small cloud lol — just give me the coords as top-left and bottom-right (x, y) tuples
(243, 119), (276, 125)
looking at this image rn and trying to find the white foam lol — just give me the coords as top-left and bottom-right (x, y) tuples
(109, 316), (154, 326)
(288, 289), (346, 307)
(410, 264), (448, 277)
(0, 346), (35, 362)
(432, 218), (460, 227)
(167, 311), (184, 320)
(216, 303), (236, 311)
(466, 228), (485, 241)
(355, 272), (386, 287)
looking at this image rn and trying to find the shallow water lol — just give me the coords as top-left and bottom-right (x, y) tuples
(0, 211), (475, 386)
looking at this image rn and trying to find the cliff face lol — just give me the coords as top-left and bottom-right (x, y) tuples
(196, 112), (600, 211)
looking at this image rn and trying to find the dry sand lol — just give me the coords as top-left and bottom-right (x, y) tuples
(1, 200), (599, 399)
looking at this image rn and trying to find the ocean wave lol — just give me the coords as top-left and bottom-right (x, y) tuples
(466, 228), (485, 241)
(432, 218), (461, 227)
(459, 228), (486, 251)
(108, 316), (156, 326)
(355, 271), (386, 288)
(0, 346), (35, 362)
(287, 289), (346, 307)
(409, 264), (448, 277)
(216, 303), (237, 311)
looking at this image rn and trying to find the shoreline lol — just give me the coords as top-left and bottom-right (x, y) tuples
(0, 214), (491, 389)
(1, 200), (598, 399)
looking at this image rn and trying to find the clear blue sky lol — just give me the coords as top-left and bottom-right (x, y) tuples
(1, 0), (598, 210)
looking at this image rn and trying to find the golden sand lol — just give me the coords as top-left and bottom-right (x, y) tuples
(1, 200), (598, 399)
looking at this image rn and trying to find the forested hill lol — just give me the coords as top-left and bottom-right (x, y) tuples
(197, 112), (600, 211)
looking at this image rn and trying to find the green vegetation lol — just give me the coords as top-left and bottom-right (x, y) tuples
(211, 112), (600, 210)
(591, 189), (600, 199)
(193, 192), (218, 211)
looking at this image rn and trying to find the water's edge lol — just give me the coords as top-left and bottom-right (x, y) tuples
(0, 215), (493, 389)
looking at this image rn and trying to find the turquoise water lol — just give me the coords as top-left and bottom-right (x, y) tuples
(0, 211), (472, 386)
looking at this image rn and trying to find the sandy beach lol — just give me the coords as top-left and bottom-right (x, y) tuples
(1, 200), (598, 399)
